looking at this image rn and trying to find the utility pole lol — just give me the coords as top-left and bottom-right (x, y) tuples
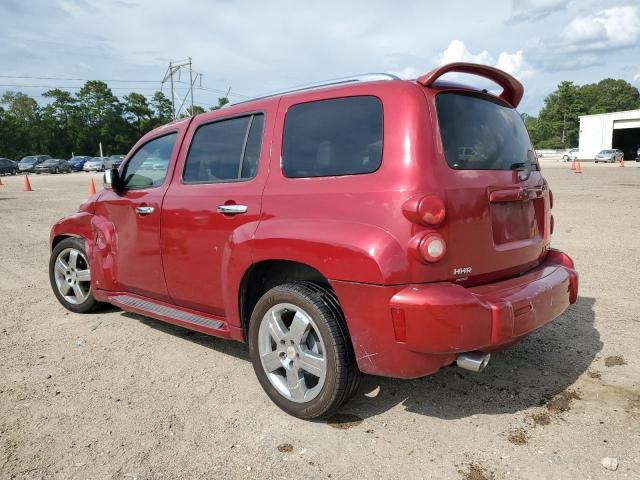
(161, 58), (202, 119)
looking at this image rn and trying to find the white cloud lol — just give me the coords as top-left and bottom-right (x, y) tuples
(559, 6), (640, 52)
(633, 73), (640, 82)
(435, 40), (534, 80)
(508, 0), (569, 23)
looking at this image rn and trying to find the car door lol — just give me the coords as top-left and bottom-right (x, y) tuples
(94, 122), (189, 301)
(161, 104), (274, 316)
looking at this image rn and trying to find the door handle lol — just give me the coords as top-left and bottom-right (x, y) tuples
(217, 204), (248, 214)
(135, 206), (155, 215)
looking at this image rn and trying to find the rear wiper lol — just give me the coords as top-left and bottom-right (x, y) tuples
(510, 162), (527, 170)
(510, 161), (531, 181)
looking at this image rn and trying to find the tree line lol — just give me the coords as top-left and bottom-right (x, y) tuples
(1, 77), (639, 161)
(0, 80), (228, 161)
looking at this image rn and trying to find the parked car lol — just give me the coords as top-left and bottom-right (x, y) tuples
(18, 155), (51, 173)
(594, 149), (623, 163)
(0, 158), (18, 175)
(49, 62), (578, 419)
(83, 157), (112, 172)
(636, 146), (640, 162)
(109, 155), (125, 168)
(562, 148), (579, 161)
(35, 158), (71, 174)
(68, 156), (92, 172)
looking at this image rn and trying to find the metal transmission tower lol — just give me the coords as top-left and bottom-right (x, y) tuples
(161, 58), (202, 120)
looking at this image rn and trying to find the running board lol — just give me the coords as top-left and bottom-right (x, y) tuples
(109, 293), (231, 338)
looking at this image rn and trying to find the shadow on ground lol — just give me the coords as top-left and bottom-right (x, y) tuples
(347, 296), (600, 419)
(121, 296), (599, 420)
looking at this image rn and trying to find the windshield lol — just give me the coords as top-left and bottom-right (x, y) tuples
(20, 156), (38, 164)
(89, 157), (103, 162)
(42, 160), (57, 165)
(599, 150), (614, 154)
(436, 92), (536, 170)
(70, 156), (86, 162)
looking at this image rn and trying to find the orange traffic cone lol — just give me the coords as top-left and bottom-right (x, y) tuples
(24, 175), (33, 191)
(619, 158), (625, 167)
(574, 162), (582, 174)
(0, 177), (4, 186)
(88, 177), (97, 196)
(570, 161), (576, 170)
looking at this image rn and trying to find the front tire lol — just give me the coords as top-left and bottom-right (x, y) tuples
(248, 282), (360, 419)
(49, 237), (102, 313)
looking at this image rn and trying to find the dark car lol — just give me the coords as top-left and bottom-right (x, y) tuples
(68, 156), (92, 172)
(109, 155), (125, 168)
(0, 158), (18, 175)
(35, 158), (71, 174)
(18, 155), (52, 173)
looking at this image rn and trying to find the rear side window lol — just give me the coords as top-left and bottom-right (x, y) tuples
(436, 92), (536, 171)
(183, 113), (264, 183)
(282, 96), (383, 178)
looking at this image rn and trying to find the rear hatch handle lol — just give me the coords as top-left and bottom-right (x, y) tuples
(488, 186), (544, 203)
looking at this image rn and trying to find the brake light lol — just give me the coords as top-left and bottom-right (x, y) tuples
(419, 233), (446, 263)
(402, 195), (446, 226)
(418, 195), (446, 226)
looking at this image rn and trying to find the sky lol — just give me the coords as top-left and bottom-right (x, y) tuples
(0, 0), (639, 115)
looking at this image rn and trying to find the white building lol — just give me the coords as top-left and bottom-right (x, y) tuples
(578, 109), (640, 160)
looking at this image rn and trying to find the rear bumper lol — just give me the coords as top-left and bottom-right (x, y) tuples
(331, 249), (578, 379)
(390, 249), (578, 355)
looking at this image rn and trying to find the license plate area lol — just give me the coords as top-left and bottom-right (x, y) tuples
(491, 198), (543, 245)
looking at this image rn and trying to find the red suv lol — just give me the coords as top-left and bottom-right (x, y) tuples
(49, 63), (578, 419)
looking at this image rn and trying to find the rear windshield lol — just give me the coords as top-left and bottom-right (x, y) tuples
(436, 92), (536, 171)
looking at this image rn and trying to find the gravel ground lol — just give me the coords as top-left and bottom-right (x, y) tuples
(0, 163), (639, 480)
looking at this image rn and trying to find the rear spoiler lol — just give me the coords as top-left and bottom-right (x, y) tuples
(417, 62), (524, 108)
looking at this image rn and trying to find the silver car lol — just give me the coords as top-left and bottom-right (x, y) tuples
(83, 157), (112, 172)
(594, 149), (623, 163)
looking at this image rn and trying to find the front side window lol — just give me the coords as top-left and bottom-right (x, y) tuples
(122, 132), (178, 189)
(183, 113), (264, 183)
(282, 96), (383, 178)
(436, 92), (536, 171)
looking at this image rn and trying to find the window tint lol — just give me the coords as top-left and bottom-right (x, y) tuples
(282, 96), (383, 178)
(183, 113), (263, 183)
(241, 115), (264, 179)
(436, 92), (536, 171)
(122, 132), (177, 189)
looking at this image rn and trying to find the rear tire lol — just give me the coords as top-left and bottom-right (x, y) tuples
(248, 282), (360, 419)
(49, 237), (102, 314)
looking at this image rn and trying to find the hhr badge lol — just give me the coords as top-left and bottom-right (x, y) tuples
(453, 266), (472, 276)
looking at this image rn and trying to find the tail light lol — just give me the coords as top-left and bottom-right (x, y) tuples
(402, 195), (446, 226)
(418, 233), (446, 263)
(418, 196), (446, 225)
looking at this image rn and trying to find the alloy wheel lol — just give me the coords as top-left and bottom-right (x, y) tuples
(257, 303), (327, 403)
(53, 247), (91, 305)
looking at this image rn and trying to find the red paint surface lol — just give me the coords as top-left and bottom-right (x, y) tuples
(50, 64), (577, 378)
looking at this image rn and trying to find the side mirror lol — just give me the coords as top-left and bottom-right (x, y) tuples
(104, 168), (123, 195)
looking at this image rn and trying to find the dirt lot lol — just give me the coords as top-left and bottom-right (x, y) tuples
(1, 163), (639, 479)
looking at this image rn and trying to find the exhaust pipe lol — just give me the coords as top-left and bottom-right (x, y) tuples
(456, 352), (491, 372)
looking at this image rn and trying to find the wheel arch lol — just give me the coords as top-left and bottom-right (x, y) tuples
(238, 260), (333, 341)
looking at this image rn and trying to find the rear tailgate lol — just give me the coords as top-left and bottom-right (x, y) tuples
(424, 88), (550, 285)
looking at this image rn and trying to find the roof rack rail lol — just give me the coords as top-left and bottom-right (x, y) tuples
(226, 73), (400, 107)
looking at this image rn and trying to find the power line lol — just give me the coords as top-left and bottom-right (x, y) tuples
(0, 74), (160, 83)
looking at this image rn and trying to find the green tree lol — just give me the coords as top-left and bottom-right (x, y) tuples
(210, 96), (229, 111)
(150, 91), (173, 125)
(41, 89), (79, 157)
(123, 92), (152, 138)
(76, 81), (126, 155)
